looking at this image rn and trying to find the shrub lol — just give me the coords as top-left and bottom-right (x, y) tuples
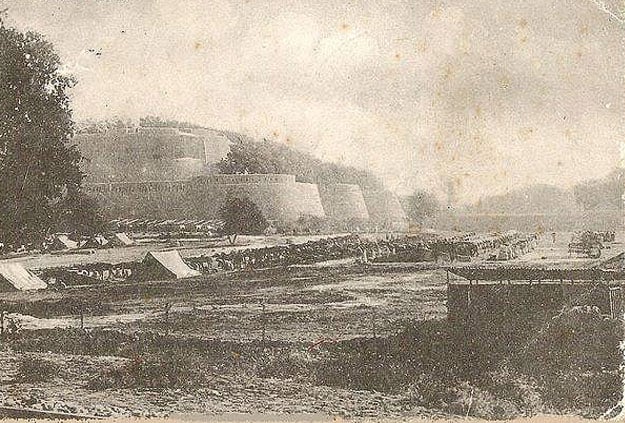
(447, 382), (520, 420)
(257, 349), (314, 380)
(89, 352), (215, 390)
(16, 356), (60, 383)
(404, 373), (458, 409)
(484, 368), (543, 417)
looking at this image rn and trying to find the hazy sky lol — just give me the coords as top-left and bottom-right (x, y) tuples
(4, 0), (625, 203)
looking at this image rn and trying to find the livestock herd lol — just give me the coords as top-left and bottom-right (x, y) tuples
(568, 230), (617, 258)
(186, 231), (540, 272)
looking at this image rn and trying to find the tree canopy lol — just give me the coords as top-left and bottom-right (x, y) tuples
(217, 134), (384, 189)
(573, 169), (623, 211)
(0, 24), (97, 244)
(401, 190), (441, 224)
(219, 197), (268, 244)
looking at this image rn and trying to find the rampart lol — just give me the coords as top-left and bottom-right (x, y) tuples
(362, 189), (408, 231)
(86, 173), (327, 224)
(295, 183), (326, 218)
(73, 126), (231, 183)
(318, 184), (369, 221)
(87, 181), (188, 219)
(86, 171), (410, 229)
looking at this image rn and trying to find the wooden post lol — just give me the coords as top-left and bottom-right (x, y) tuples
(372, 308), (377, 339)
(164, 303), (172, 333)
(261, 302), (266, 348)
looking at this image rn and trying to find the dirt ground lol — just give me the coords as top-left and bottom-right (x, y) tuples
(0, 263), (449, 419)
(0, 231), (620, 419)
(1, 264), (447, 339)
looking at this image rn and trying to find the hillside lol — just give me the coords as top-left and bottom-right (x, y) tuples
(466, 184), (581, 215)
(434, 174), (623, 231)
(218, 133), (384, 189)
(74, 118), (385, 191)
(463, 169), (624, 216)
(573, 169), (623, 211)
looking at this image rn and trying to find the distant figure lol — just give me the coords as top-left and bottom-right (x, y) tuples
(551, 232), (557, 244)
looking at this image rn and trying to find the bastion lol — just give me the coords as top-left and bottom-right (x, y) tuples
(362, 189), (409, 231)
(318, 184), (370, 222)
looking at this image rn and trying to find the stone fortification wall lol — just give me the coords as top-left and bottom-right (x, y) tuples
(186, 175), (300, 223)
(362, 189), (408, 231)
(87, 181), (188, 220)
(192, 128), (232, 165)
(86, 173), (326, 224)
(318, 184), (369, 221)
(295, 183), (326, 218)
(73, 127), (231, 183)
(87, 174), (411, 231)
(200, 174), (296, 184)
(186, 174), (325, 223)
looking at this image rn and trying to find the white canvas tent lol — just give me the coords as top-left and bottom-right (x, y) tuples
(141, 250), (201, 280)
(108, 232), (135, 246)
(83, 234), (109, 248)
(0, 263), (47, 291)
(51, 234), (79, 250)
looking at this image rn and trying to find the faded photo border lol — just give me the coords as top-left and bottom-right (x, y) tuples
(0, 0), (624, 422)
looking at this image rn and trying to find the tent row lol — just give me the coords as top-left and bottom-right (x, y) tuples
(107, 218), (225, 234)
(0, 249), (201, 292)
(48, 233), (134, 251)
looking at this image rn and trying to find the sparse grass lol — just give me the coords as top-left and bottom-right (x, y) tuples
(16, 356), (60, 383)
(88, 352), (216, 390)
(2, 263), (622, 419)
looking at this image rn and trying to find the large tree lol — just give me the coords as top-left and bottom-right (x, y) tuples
(219, 197), (268, 244)
(401, 190), (441, 224)
(0, 23), (92, 245)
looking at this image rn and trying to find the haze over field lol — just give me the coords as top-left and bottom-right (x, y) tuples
(4, 0), (625, 203)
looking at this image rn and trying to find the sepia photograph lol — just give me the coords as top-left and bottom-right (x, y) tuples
(0, 0), (624, 421)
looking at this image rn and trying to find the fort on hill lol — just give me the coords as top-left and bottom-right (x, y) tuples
(77, 123), (408, 231)
(74, 125), (232, 182)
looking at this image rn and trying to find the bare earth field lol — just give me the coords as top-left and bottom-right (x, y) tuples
(0, 232), (621, 420)
(0, 263), (449, 419)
